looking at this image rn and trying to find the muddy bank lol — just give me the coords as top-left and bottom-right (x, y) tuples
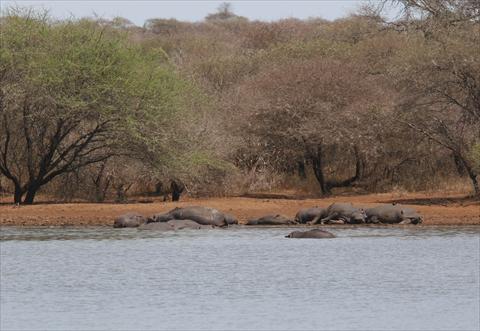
(0, 192), (478, 227)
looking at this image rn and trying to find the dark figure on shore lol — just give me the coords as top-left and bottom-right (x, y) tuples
(154, 179), (186, 201)
(170, 180), (185, 202)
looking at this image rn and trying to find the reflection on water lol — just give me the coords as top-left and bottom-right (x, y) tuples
(1, 226), (479, 330)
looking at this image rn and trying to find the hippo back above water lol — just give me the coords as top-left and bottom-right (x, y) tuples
(246, 214), (297, 226)
(138, 219), (213, 231)
(366, 204), (422, 224)
(286, 229), (335, 239)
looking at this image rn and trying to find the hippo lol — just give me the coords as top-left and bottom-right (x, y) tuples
(246, 214), (297, 225)
(224, 213), (239, 225)
(309, 203), (366, 224)
(294, 207), (327, 224)
(113, 212), (147, 228)
(147, 206), (228, 227)
(285, 229), (335, 239)
(366, 204), (423, 224)
(138, 222), (175, 231)
(148, 212), (174, 223)
(168, 219), (213, 230)
(138, 219), (212, 231)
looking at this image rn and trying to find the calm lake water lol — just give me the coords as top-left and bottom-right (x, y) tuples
(1, 225), (479, 330)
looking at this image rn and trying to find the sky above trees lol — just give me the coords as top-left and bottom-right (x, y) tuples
(2, 1), (373, 25)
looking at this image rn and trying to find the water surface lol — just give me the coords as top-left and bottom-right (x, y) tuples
(1, 226), (479, 330)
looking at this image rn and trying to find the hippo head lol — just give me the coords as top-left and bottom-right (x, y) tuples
(113, 219), (124, 228)
(401, 210), (423, 224)
(224, 214), (238, 225)
(285, 231), (300, 238)
(351, 209), (367, 224)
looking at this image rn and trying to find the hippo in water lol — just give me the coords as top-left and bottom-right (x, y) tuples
(246, 214), (297, 226)
(168, 219), (214, 230)
(138, 222), (175, 231)
(366, 204), (423, 224)
(286, 229), (335, 239)
(113, 212), (147, 228)
(148, 206), (228, 227)
(294, 207), (327, 224)
(309, 203), (366, 225)
(138, 219), (213, 231)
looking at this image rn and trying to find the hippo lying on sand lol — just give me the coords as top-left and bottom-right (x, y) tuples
(138, 219), (213, 231)
(286, 229), (335, 239)
(113, 213), (147, 228)
(366, 204), (422, 224)
(148, 206), (234, 227)
(309, 203), (366, 224)
(246, 214), (297, 225)
(224, 213), (239, 225)
(294, 207), (327, 224)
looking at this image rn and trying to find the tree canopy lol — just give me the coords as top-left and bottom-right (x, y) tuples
(1, 2), (478, 202)
(0, 9), (195, 203)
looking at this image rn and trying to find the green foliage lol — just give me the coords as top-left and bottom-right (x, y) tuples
(0, 8), (214, 202)
(0, 9), (186, 126)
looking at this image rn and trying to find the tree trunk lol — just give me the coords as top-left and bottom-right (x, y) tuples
(93, 178), (110, 202)
(471, 175), (480, 196)
(326, 145), (363, 189)
(463, 162), (479, 196)
(23, 184), (39, 204)
(456, 153), (479, 196)
(297, 160), (306, 180)
(94, 187), (105, 203)
(155, 181), (163, 195)
(115, 185), (127, 203)
(14, 184), (23, 204)
(309, 144), (330, 195)
(92, 162), (109, 202)
(453, 153), (466, 176)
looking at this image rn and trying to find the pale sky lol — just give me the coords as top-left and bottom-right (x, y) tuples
(1, 1), (375, 26)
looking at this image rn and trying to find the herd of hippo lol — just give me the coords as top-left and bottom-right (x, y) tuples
(113, 202), (423, 239)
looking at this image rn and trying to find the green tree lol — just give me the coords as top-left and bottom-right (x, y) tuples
(0, 9), (189, 204)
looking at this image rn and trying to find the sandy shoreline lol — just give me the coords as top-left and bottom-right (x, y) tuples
(0, 192), (478, 227)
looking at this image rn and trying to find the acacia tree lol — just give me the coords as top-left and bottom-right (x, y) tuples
(379, 0), (480, 195)
(0, 10), (189, 204)
(232, 56), (386, 195)
(205, 3), (238, 21)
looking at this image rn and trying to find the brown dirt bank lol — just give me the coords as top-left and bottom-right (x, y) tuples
(0, 192), (478, 227)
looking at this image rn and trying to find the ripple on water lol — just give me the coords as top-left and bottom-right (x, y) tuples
(0, 225), (479, 330)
